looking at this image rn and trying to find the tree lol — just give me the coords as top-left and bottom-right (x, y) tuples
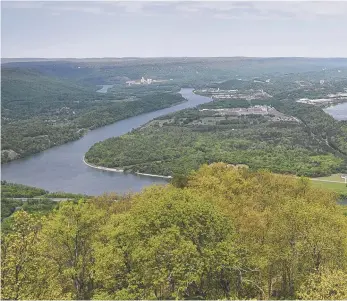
(2, 164), (347, 300)
(93, 186), (243, 299)
(186, 163), (347, 299)
(298, 268), (347, 300)
(1, 211), (43, 299)
(37, 201), (105, 299)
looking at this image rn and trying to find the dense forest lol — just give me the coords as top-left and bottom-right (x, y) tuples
(4, 58), (347, 86)
(3, 60), (347, 163)
(1, 68), (186, 163)
(85, 84), (347, 178)
(0, 181), (88, 222)
(1, 164), (347, 300)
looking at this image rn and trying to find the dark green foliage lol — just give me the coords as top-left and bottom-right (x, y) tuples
(74, 93), (185, 129)
(21, 199), (58, 215)
(1, 67), (186, 162)
(1, 68), (97, 120)
(0, 182), (89, 220)
(1, 181), (47, 198)
(1, 198), (59, 221)
(43, 192), (89, 199)
(1, 199), (23, 220)
(85, 73), (347, 178)
(85, 105), (346, 177)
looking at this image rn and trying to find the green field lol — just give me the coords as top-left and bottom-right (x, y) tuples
(312, 173), (346, 182)
(311, 174), (347, 194)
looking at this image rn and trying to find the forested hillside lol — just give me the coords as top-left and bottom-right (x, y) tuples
(1, 67), (186, 163)
(86, 90), (347, 178)
(1, 68), (97, 119)
(4, 58), (347, 86)
(2, 164), (347, 300)
(0, 181), (89, 222)
(3, 60), (347, 164)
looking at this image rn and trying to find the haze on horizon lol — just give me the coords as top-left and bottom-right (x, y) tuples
(1, 1), (347, 58)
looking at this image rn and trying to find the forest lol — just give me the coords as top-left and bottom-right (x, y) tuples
(1, 68), (186, 163)
(3, 60), (347, 164)
(4, 58), (347, 87)
(85, 85), (347, 178)
(0, 181), (88, 222)
(1, 164), (347, 300)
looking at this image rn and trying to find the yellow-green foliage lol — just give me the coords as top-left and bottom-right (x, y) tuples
(2, 164), (347, 300)
(298, 268), (347, 300)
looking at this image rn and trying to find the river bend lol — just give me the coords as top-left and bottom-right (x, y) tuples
(1, 89), (211, 195)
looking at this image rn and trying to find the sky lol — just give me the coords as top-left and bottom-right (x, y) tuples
(1, 1), (347, 58)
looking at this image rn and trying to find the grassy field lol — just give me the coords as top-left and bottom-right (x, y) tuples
(311, 180), (347, 194)
(310, 174), (347, 194)
(312, 173), (347, 182)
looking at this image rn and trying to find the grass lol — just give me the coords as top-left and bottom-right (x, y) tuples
(311, 180), (347, 194)
(312, 173), (346, 182)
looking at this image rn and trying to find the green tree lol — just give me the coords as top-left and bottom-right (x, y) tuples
(1, 211), (43, 299)
(93, 186), (242, 299)
(38, 201), (105, 299)
(298, 268), (347, 300)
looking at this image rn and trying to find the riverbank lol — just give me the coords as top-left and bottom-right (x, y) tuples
(83, 156), (172, 179)
(2, 88), (212, 195)
(2, 92), (187, 165)
(135, 172), (172, 179)
(322, 102), (347, 109)
(83, 156), (124, 172)
(324, 101), (347, 121)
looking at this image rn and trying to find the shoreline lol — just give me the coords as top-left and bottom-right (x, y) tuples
(321, 99), (347, 108)
(83, 156), (124, 172)
(83, 156), (172, 179)
(2, 94), (189, 165)
(323, 101), (347, 121)
(135, 172), (172, 179)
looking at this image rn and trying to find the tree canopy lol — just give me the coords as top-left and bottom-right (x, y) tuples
(2, 164), (347, 300)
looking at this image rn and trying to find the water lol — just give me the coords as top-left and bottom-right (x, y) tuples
(1, 89), (212, 195)
(96, 85), (114, 93)
(324, 102), (347, 121)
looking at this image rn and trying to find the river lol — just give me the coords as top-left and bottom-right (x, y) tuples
(324, 102), (347, 121)
(1, 89), (212, 195)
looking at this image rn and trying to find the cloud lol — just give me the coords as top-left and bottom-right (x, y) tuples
(52, 5), (104, 15)
(1, 1), (46, 9)
(2, 1), (106, 15)
(172, 1), (347, 20)
(251, 2), (347, 20)
(3, 1), (347, 20)
(113, 1), (146, 14)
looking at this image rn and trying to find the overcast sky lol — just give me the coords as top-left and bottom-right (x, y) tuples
(2, 1), (347, 58)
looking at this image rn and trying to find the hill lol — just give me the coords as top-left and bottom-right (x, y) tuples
(1, 68), (97, 119)
(1, 164), (347, 300)
(1, 67), (186, 163)
(85, 75), (347, 178)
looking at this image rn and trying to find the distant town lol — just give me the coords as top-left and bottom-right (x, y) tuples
(195, 88), (272, 101)
(297, 90), (347, 106)
(126, 76), (171, 86)
(200, 105), (300, 122)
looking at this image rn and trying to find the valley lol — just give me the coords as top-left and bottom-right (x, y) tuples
(2, 58), (347, 196)
(3, 2), (347, 299)
(1, 68), (186, 163)
(85, 73), (347, 182)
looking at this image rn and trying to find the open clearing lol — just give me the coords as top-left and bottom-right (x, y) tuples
(311, 180), (347, 194)
(310, 174), (346, 194)
(311, 173), (346, 182)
